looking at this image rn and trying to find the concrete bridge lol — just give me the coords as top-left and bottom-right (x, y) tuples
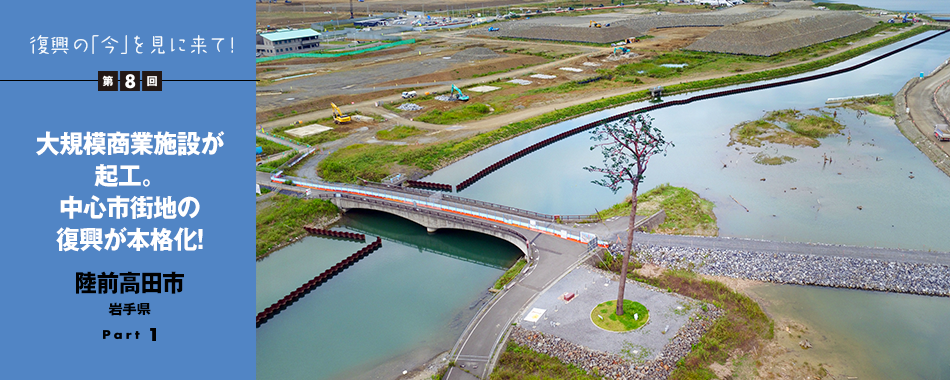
(326, 192), (532, 256)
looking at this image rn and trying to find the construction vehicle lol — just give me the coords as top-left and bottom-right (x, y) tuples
(330, 102), (351, 124)
(590, 20), (602, 28)
(488, 26), (500, 31)
(401, 91), (417, 99)
(624, 37), (640, 44)
(614, 47), (630, 55)
(450, 84), (469, 101)
(936, 124), (950, 141)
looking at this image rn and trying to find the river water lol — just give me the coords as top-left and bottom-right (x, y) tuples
(256, 210), (520, 380)
(424, 31), (950, 252)
(259, 27), (950, 380)
(748, 283), (950, 379)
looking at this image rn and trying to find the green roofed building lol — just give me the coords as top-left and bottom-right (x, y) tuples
(256, 29), (321, 57)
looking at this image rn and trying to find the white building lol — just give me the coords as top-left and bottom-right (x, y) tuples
(256, 29), (322, 57)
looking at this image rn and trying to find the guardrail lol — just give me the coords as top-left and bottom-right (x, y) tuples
(453, 29), (950, 190)
(440, 194), (597, 223)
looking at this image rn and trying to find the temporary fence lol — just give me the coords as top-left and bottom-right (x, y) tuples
(256, 39), (415, 63)
(256, 237), (382, 327)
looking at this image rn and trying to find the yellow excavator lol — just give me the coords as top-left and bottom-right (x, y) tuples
(330, 102), (351, 124)
(589, 20), (602, 28)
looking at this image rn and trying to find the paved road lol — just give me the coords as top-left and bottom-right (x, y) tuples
(906, 58), (950, 155)
(445, 232), (589, 380)
(896, 58), (950, 176)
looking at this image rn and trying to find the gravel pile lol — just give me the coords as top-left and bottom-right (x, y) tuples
(434, 95), (455, 102)
(530, 74), (557, 79)
(452, 47), (502, 61)
(687, 12), (876, 56)
(614, 243), (950, 296)
(509, 305), (723, 379)
(508, 79), (533, 85)
(484, 10), (779, 44)
(559, 67), (583, 72)
(397, 103), (423, 111)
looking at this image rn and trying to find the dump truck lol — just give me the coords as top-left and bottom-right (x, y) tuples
(331, 102), (351, 124)
(451, 84), (469, 101)
(936, 124), (950, 141)
(401, 91), (417, 99)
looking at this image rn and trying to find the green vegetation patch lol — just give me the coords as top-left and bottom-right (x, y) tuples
(375, 125), (424, 140)
(765, 109), (844, 138)
(256, 154), (294, 173)
(256, 195), (339, 257)
(596, 184), (718, 236)
(256, 137), (293, 155)
(840, 94), (896, 117)
(753, 153), (797, 166)
(814, 2), (864, 10)
(616, 269), (773, 380)
(493, 258), (527, 290)
(491, 343), (601, 380)
(591, 300), (649, 331)
(416, 103), (492, 125)
(730, 119), (820, 148)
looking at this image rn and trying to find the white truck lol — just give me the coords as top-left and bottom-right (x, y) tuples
(401, 91), (417, 99)
(935, 124), (950, 141)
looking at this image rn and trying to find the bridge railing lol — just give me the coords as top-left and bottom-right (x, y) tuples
(441, 194), (599, 223)
(332, 192), (531, 255)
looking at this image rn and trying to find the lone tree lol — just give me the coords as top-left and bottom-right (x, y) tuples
(585, 113), (672, 316)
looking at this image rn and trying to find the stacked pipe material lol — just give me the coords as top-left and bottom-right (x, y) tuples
(302, 226), (366, 242)
(455, 29), (949, 192)
(257, 237), (382, 327)
(405, 180), (453, 192)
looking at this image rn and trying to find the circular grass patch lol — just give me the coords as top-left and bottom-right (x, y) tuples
(591, 300), (649, 332)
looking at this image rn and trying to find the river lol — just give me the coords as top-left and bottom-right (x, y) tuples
(424, 30), (950, 252)
(256, 210), (521, 380)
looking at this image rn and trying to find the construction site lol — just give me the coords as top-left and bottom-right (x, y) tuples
(256, 1), (920, 148)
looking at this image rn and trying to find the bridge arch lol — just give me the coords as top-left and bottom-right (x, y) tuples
(329, 196), (531, 257)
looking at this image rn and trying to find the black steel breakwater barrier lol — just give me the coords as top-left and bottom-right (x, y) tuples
(256, 237), (383, 327)
(405, 180), (454, 192)
(303, 226), (366, 242)
(454, 29), (950, 191)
